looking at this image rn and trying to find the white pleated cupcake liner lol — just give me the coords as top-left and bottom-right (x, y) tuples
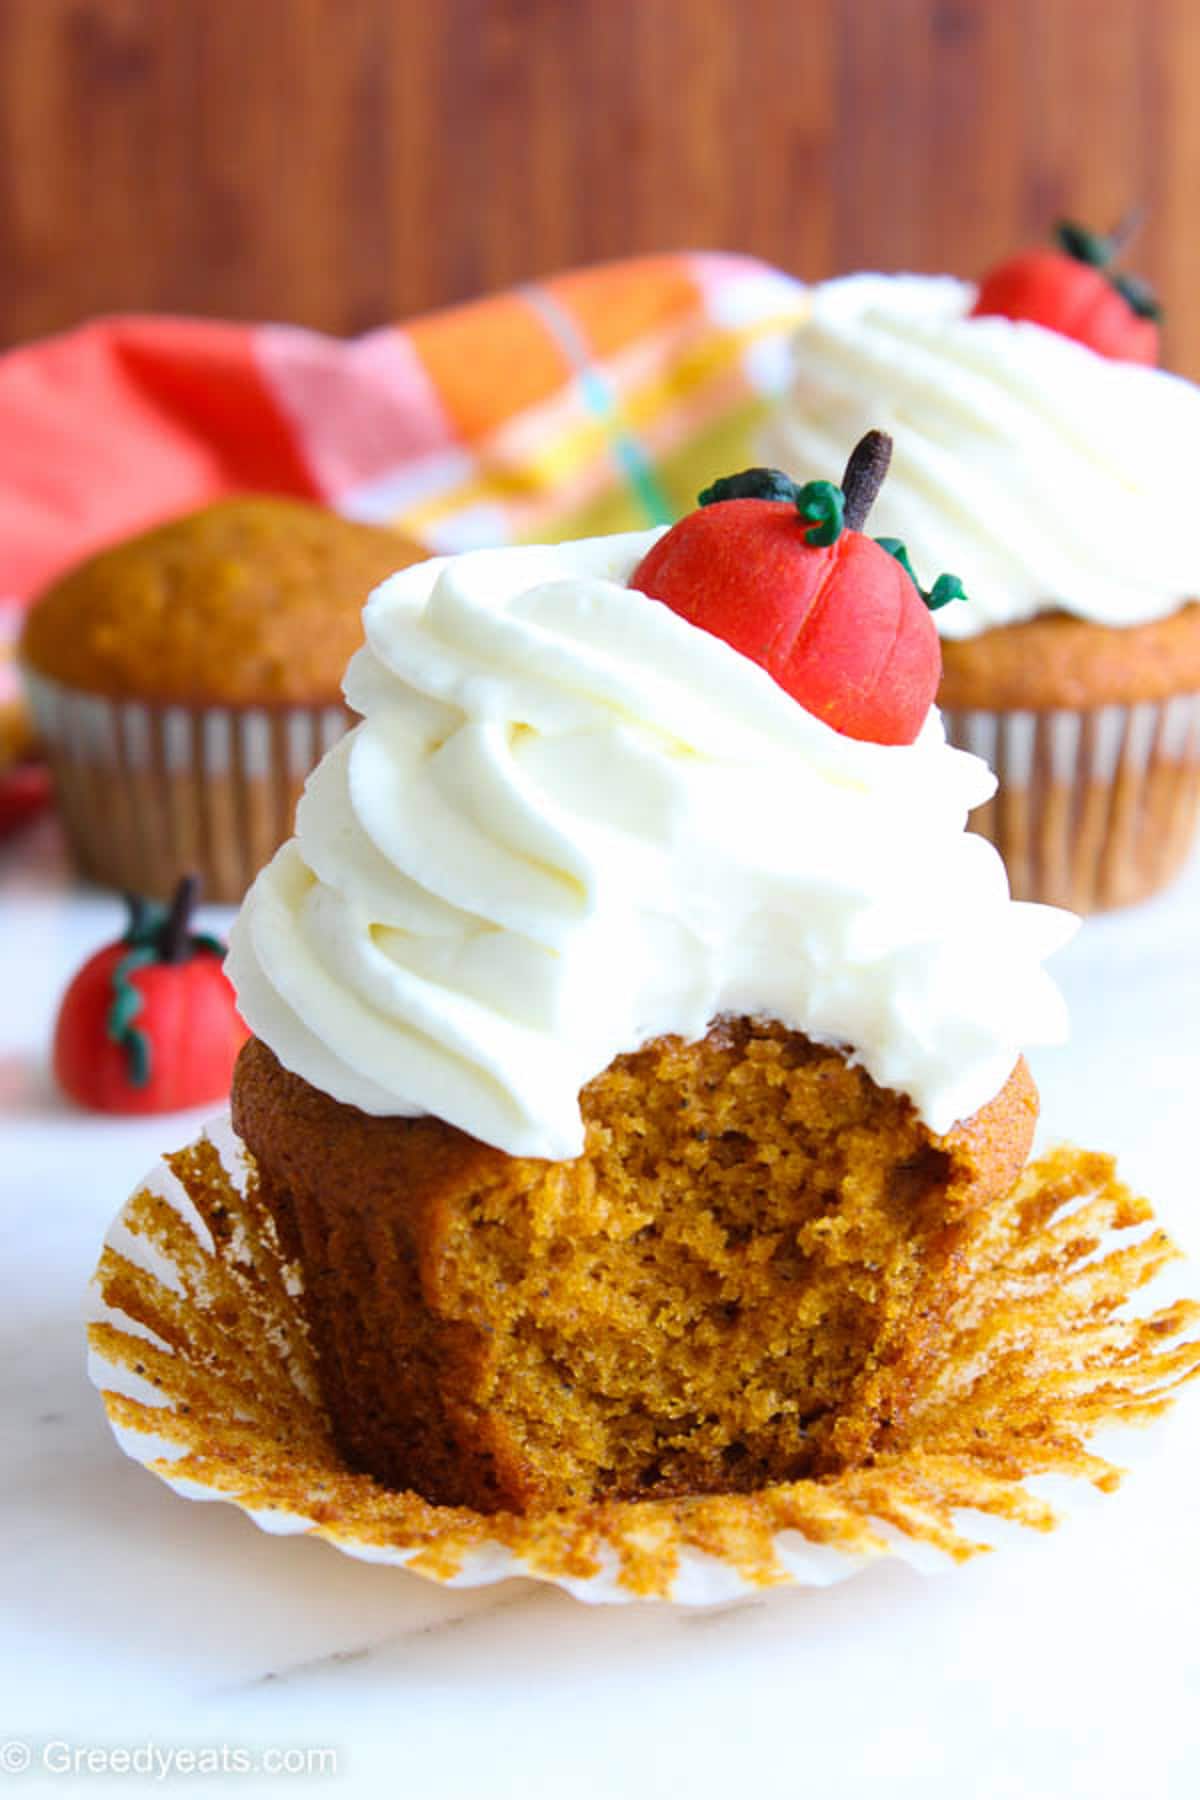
(86, 1116), (1200, 1605)
(943, 693), (1200, 912)
(24, 669), (349, 902)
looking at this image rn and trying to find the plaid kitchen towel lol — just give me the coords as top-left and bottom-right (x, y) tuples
(0, 252), (808, 607)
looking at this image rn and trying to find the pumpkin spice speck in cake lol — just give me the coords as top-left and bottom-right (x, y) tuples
(760, 225), (1200, 913)
(218, 434), (1078, 1514)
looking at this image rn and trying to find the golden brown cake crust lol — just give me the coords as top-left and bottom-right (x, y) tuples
(20, 497), (426, 705)
(938, 602), (1200, 711)
(232, 1028), (1036, 1516)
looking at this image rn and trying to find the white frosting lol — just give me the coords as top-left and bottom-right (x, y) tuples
(227, 531), (1075, 1159)
(760, 273), (1200, 639)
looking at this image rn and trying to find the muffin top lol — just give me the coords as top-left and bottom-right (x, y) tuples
(20, 497), (426, 705)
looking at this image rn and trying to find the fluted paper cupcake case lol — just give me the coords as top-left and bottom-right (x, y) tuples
(24, 672), (350, 904)
(943, 694), (1200, 913)
(86, 1117), (1200, 1605)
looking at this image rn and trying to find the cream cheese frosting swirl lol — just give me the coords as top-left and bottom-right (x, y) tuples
(227, 531), (1076, 1159)
(760, 273), (1200, 640)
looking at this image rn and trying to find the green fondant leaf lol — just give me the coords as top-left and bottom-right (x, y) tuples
(794, 479), (844, 547)
(925, 572), (968, 611)
(123, 1028), (152, 1089)
(1056, 219), (1111, 268)
(106, 944), (157, 1087)
(698, 468), (799, 507)
(1112, 270), (1162, 321)
(876, 537), (967, 613)
(874, 536), (918, 584)
(122, 898), (169, 948)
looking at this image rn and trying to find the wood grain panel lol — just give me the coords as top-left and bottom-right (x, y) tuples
(1, 0), (1197, 374)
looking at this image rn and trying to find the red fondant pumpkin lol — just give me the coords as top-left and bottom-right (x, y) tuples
(972, 217), (1160, 365)
(53, 876), (248, 1114)
(630, 436), (958, 747)
(0, 760), (52, 838)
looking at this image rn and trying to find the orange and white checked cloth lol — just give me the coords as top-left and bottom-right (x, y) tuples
(0, 252), (808, 820)
(0, 252), (808, 606)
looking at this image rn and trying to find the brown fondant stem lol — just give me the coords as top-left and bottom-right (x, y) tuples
(161, 873), (201, 964)
(1108, 204), (1146, 261)
(841, 430), (893, 531)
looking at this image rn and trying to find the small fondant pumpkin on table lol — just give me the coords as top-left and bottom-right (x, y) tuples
(54, 874), (248, 1114)
(631, 429), (964, 745)
(0, 759), (53, 838)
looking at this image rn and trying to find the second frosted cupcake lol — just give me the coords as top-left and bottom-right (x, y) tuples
(761, 266), (1200, 911)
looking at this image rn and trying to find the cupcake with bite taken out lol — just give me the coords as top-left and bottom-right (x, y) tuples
(761, 220), (1200, 912)
(224, 434), (1074, 1514)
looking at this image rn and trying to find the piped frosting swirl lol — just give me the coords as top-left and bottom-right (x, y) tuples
(760, 273), (1200, 639)
(227, 531), (1075, 1159)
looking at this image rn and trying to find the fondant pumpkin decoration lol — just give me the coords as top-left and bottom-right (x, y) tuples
(630, 430), (964, 746)
(0, 759), (52, 838)
(54, 874), (249, 1114)
(971, 214), (1161, 364)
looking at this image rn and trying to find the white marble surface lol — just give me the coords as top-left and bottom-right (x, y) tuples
(2, 814), (1200, 1798)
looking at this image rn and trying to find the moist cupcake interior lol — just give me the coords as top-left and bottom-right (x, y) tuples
(233, 1022), (1034, 1514)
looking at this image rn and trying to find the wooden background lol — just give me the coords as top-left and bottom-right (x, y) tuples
(3, 0), (1200, 372)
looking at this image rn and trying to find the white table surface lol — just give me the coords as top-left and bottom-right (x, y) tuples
(3, 812), (1199, 1799)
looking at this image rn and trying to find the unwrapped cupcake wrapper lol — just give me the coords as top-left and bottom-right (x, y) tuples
(24, 671), (350, 902)
(942, 694), (1200, 913)
(86, 1117), (1200, 1605)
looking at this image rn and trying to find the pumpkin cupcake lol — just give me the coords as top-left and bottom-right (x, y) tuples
(761, 228), (1200, 912)
(20, 497), (425, 902)
(224, 440), (1074, 1511)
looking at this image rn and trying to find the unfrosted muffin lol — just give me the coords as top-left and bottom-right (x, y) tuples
(20, 497), (425, 901)
(761, 273), (1200, 911)
(225, 515), (1073, 1515)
